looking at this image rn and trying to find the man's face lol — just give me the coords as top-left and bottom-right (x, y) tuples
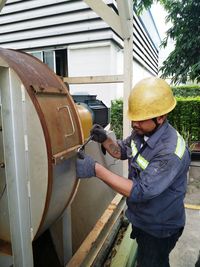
(131, 119), (157, 135)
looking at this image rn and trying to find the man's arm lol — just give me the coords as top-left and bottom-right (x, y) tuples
(90, 124), (122, 159)
(76, 151), (133, 197)
(102, 137), (121, 159)
(95, 162), (133, 197)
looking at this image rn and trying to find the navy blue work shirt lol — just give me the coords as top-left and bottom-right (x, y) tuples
(118, 121), (191, 238)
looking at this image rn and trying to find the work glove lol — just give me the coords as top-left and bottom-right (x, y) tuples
(76, 150), (96, 178)
(90, 124), (107, 143)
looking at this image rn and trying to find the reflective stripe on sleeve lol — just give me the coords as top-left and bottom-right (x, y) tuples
(137, 154), (149, 169)
(174, 132), (186, 159)
(131, 140), (149, 170)
(131, 140), (138, 157)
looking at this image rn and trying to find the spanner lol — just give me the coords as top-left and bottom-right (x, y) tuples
(77, 134), (94, 153)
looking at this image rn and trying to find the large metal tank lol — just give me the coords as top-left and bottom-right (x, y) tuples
(0, 48), (123, 267)
(0, 48), (84, 252)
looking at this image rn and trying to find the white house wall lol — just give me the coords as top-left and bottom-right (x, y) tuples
(0, 0), (160, 105)
(68, 41), (123, 107)
(68, 41), (152, 107)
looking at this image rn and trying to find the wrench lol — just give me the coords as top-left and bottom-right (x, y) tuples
(77, 134), (94, 153)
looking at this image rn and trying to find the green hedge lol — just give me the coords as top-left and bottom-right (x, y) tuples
(170, 84), (200, 143)
(110, 85), (200, 143)
(172, 85), (200, 97)
(168, 97), (200, 143)
(110, 99), (123, 139)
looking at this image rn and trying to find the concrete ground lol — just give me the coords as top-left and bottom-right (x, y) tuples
(170, 162), (200, 267)
(170, 208), (200, 267)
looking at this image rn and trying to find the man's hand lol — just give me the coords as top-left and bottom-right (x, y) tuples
(90, 124), (107, 143)
(76, 150), (96, 178)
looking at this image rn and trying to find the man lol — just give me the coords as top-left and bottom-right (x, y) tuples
(76, 77), (191, 267)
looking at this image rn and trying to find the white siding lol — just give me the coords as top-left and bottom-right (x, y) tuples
(133, 13), (159, 75)
(0, 0), (159, 75)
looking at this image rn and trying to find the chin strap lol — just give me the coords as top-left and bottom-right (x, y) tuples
(152, 117), (160, 128)
(146, 118), (161, 137)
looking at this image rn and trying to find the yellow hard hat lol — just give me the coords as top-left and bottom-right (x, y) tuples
(127, 77), (176, 121)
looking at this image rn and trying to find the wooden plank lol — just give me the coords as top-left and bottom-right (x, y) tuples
(0, 0), (6, 11)
(116, 0), (132, 39)
(184, 203), (200, 210)
(63, 75), (124, 84)
(66, 194), (125, 267)
(84, 0), (124, 39)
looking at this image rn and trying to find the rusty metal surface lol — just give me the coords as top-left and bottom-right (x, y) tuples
(0, 48), (83, 162)
(36, 93), (81, 157)
(0, 48), (83, 240)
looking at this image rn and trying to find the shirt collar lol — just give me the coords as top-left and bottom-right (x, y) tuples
(145, 120), (169, 149)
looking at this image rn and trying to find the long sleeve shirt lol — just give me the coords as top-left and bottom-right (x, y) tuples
(118, 121), (191, 237)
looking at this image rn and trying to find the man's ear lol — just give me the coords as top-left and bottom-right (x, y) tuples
(157, 114), (167, 124)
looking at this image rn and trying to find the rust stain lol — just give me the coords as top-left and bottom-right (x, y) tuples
(0, 48), (83, 242)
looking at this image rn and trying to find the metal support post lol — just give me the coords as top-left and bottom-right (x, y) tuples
(0, 69), (33, 267)
(117, 0), (133, 176)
